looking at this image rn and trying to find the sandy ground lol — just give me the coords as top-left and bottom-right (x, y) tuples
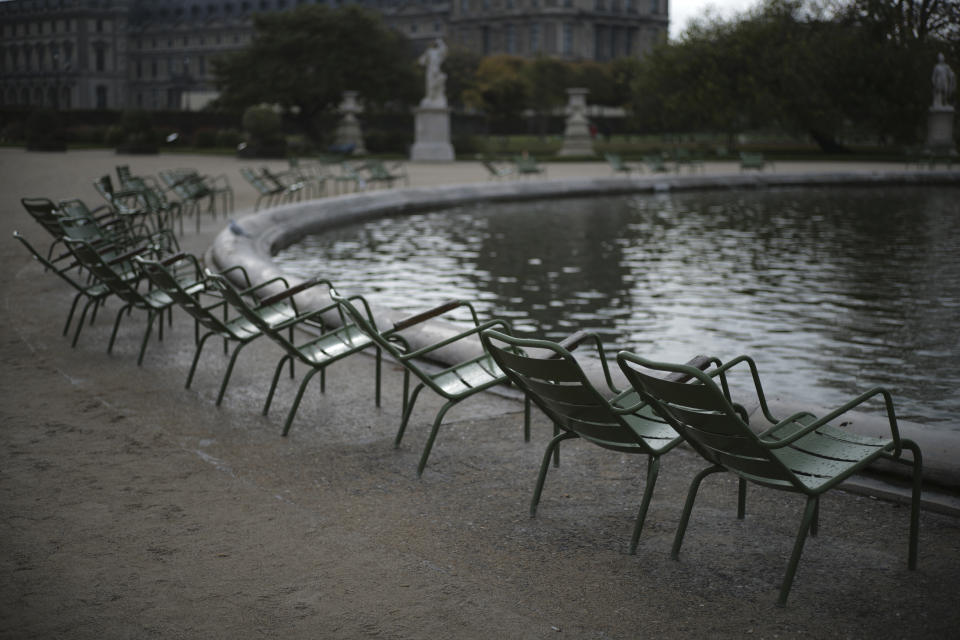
(1, 149), (959, 639)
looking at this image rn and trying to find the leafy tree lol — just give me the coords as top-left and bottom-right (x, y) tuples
(465, 55), (529, 132)
(630, 0), (952, 150)
(213, 5), (418, 144)
(443, 47), (482, 109)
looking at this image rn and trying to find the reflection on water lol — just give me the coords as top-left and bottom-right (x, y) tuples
(274, 187), (960, 429)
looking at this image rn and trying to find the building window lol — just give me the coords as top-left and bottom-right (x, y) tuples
(96, 19), (103, 33)
(650, 0), (658, 13)
(482, 26), (490, 55)
(95, 48), (105, 72)
(530, 23), (541, 52)
(96, 85), (107, 109)
(151, 60), (158, 77)
(136, 59), (142, 78)
(505, 24), (515, 53)
(562, 23), (573, 56)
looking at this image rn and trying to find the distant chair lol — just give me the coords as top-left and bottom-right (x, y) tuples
(480, 157), (515, 180)
(604, 152), (639, 176)
(739, 151), (769, 172)
(514, 154), (546, 178)
(642, 154), (671, 174)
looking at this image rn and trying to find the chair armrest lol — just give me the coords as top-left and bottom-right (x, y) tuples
(107, 245), (151, 266)
(216, 264), (252, 289)
(258, 276), (332, 307)
(392, 299), (480, 332)
(759, 386), (902, 452)
(551, 330), (620, 394)
(400, 318), (512, 361)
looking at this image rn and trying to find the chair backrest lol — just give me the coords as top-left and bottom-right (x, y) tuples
(328, 288), (406, 362)
(21, 197), (63, 239)
(206, 273), (303, 357)
(137, 256), (226, 333)
(63, 237), (145, 305)
(617, 353), (799, 488)
(12, 230), (85, 290)
(240, 167), (277, 196)
(116, 164), (132, 186)
(481, 329), (660, 452)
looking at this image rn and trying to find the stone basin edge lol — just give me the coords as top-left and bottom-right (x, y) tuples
(208, 170), (960, 490)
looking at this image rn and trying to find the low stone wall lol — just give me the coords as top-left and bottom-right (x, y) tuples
(209, 170), (960, 490)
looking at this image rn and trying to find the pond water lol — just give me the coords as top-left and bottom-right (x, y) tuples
(274, 186), (960, 429)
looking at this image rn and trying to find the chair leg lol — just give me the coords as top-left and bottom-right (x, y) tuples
(417, 399), (458, 477)
(671, 465), (724, 560)
(107, 304), (133, 354)
(530, 431), (578, 517)
(374, 347), (382, 407)
(71, 298), (98, 347)
(263, 355), (292, 416)
(901, 439), (924, 570)
(738, 478), (747, 520)
(64, 292), (83, 336)
(215, 340), (249, 406)
(136, 310), (156, 366)
(778, 496), (819, 607)
(552, 422), (561, 467)
(186, 331), (215, 389)
(395, 382), (425, 448)
(629, 455), (661, 555)
(810, 498), (820, 537)
(523, 396), (531, 442)
(281, 367), (322, 437)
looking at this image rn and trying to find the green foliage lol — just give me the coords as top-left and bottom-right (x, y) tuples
(112, 109), (158, 154)
(241, 105), (286, 157)
(25, 108), (66, 151)
(444, 48), (482, 109)
(466, 55), (529, 130)
(213, 5), (418, 143)
(629, 0), (955, 150)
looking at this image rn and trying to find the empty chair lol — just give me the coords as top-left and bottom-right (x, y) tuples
(63, 236), (203, 364)
(330, 289), (531, 476)
(13, 230), (112, 345)
(136, 255), (296, 405)
(617, 351), (923, 606)
(207, 274), (382, 434)
(481, 329), (711, 552)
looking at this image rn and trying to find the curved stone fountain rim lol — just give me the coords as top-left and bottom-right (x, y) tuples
(208, 170), (960, 490)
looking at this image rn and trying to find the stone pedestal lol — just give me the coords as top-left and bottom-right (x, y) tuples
(410, 105), (454, 162)
(558, 88), (595, 158)
(333, 91), (367, 155)
(926, 107), (957, 155)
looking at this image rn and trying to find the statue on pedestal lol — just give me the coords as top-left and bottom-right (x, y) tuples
(931, 53), (956, 108)
(926, 53), (957, 155)
(418, 38), (448, 108)
(410, 38), (454, 161)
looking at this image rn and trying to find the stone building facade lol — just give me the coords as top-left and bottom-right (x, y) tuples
(0, 0), (668, 111)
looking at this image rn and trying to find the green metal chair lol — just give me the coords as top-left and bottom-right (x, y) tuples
(13, 230), (112, 345)
(604, 153), (639, 176)
(63, 237), (203, 364)
(136, 255), (295, 405)
(330, 289), (531, 477)
(481, 329), (711, 552)
(359, 160), (409, 189)
(480, 157), (515, 181)
(616, 351), (923, 606)
(513, 154), (546, 178)
(208, 275), (382, 435)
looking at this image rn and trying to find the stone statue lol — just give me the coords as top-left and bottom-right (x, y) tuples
(418, 38), (448, 108)
(931, 53), (956, 109)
